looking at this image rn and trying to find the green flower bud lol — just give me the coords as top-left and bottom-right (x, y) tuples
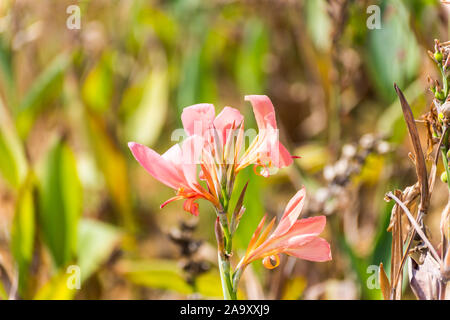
(435, 52), (444, 63)
(441, 171), (448, 183)
(436, 91), (446, 101)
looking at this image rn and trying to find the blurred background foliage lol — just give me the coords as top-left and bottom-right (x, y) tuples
(0, 0), (449, 300)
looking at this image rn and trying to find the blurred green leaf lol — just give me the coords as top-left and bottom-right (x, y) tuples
(10, 174), (35, 297)
(16, 54), (70, 138)
(119, 259), (193, 295)
(34, 271), (75, 300)
(366, 0), (420, 102)
(305, 0), (332, 52)
(38, 140), (82, 268)
(86, 112), (136, 232)
(77, 219), (121, 282)
(231, 167), (265, 250)
(0, 101), (28, 189)
(82, 53), (114, 113)
(235, 18), (268, 94)
(0, 38), (14, 104)
(124, 52), (169, 147)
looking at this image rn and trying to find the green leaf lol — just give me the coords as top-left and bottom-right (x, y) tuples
(38, 140), (82, 268)
(77, 219), (121, 282)
(33, 271), (76, 300)
(0, 102), (27, 189)
(124, 52), (169, 147)
(16, 54), (71, 138)
(366, 0), (420, 102)
(235, 18), (269, 94)
(118, 259), (193, 295)
(82, 53), (114, 113)
(10, 174), (35, 297)
(86, 112), (136, 232)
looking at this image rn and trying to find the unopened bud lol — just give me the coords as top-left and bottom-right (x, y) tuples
(435, 52), (444, 63)
(215, 217), (224, 252)
(441, 171), (448, 183)
(435, 91), (445, 101)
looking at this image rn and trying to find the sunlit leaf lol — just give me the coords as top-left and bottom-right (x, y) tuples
(0, 101), (27, 189)
(10, 174), (35, 297)
(77, 219), (121, 282)
(82, 53), (113, 113)
(124, 52), (169, 147)
(118, 259), (193, 295)
(34, 271), (76, 300)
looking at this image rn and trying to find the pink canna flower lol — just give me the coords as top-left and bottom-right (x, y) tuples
(128, 95), (297, 216)
(238, 187), (332, 270)
(128, 135), (219, 216)
(181, 95), (295, 178)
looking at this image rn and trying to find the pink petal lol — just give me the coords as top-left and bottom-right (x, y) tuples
(276, 142), (294, 168)
(213, 107), (244, 146)
(181, 103), (215, 136)
(285, 236), (332, 262)
(271, 188), (306, 237)
(245, 95), (277, 130)
(128, 142), (183, 190)
(180, 135), (204, 189)
(288, 216), (327, 237)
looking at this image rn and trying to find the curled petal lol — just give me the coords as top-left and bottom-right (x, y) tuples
(183, 198), (200, 216)
(253, 163), (270, 178)
(262, 254), (280, 269)
(245, 95), (277, 130)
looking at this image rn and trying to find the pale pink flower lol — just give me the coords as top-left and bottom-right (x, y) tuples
(238, 187), (332, 269)
(128, 135), (219, 216)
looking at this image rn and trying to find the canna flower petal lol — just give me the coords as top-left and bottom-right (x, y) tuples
(213, 106), (244, 146)
(241, 188), (332, 269)
(244, 95), (293, 169)
(270, 187), (306, 238)
(284, 236), (332, 262)
(128, 142), (184, 190)
(181, 103), (215, 136)
(245, 95), (277, 130)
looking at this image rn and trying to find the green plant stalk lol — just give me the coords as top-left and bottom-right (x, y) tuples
(216, 202), (236, 300)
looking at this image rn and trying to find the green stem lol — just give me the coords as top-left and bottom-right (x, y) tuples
(216, 209), (236, 300)
(440, 127), (450, 191)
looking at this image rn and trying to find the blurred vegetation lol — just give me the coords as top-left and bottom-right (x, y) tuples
(0, 0), (448, 299)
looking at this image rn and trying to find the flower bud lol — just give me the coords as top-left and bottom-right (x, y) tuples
(441, 171), (448, 183)
(435, 52), (444, 63)
(215, 217), (225, 252)
(435, 91), (445, 101)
